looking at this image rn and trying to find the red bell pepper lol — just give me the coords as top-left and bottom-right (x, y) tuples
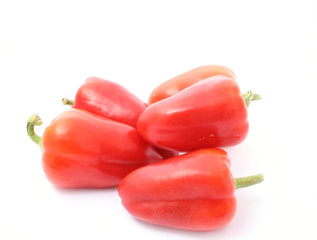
(137, 76), (260, 152)
(118, 148), (263, 231)
(63, 77), (147, 128)
(148, 65), (236, 104)
(27, 109), (163, 188)
(62, 77), (178, 159)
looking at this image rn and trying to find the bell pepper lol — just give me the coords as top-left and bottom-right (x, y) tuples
(148, 65), (236, 104)
(118, 148), (264, 231)
(62, 77), (178, 159)
(137, 76), (260, 152)
(27, 109), (163, 188)
(63, 77), (147, 128)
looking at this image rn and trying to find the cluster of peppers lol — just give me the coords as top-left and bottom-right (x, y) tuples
(27, 65), (263, 232)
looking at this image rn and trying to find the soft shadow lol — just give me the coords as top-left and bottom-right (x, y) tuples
(130, 216), (242, 239)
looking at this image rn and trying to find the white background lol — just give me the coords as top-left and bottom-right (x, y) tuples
(1, 0), (317, 239)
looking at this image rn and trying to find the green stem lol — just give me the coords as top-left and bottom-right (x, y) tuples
(27, 115), (43, 151)
(234, 173), (264, 190)
(62, 98), (74, 106)
(242, 91), (261, 107)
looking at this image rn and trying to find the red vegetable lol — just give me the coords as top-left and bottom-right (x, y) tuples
(63, 77), (178, 159)
(118, 148), (263, 231)
(148, 65), (236, 104)
(64, 77), (147, 128)
(138, 76), (260, 152)
(27, 109), (163, 188)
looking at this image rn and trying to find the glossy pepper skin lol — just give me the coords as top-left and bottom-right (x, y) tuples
(71, 77), (147, 128)
(148, 65), (235, 104)
(63, 77), (178, 159)
(137, 76), (248, 152)
(119, 148), (237, 231)
(28, 109), (162, 188)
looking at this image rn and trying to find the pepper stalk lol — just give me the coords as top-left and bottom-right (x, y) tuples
(234, 173), (264, 190)
(242, 91), (261, 107)
(27, 115), (43, 151)
(62, 98), (74, 106)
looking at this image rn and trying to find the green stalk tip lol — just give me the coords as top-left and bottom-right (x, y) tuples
(242, 90), (261, 107)
(62, 98), (74, 106)
(27, 114), (43, 151)
(234, 173), (264, 190)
